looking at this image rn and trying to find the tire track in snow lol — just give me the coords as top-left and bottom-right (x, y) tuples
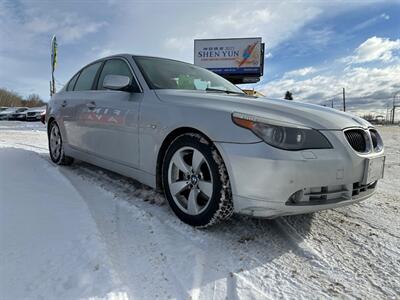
(64, 162), (359, 299)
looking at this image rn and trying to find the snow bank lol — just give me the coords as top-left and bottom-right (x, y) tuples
(0, 148), (127, 299)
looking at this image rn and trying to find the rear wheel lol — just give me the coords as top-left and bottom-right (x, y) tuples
(162, 133), (233, 227)
(48, 121), (74, 165)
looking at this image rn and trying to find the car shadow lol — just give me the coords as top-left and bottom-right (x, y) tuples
(57, 158), (316, 298)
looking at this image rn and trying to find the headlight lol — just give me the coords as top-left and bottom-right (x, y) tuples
(232, 112), (332, 150)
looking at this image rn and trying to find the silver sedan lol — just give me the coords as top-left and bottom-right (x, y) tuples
(47, 54), (385, 227)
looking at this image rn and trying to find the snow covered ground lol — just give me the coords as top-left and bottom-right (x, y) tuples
(0, 121), (399, 300)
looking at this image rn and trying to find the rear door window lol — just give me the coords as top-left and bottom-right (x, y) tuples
(66, 72), (80, 91)
(74, 62), (102, 91)
(97, 59), (134, 90)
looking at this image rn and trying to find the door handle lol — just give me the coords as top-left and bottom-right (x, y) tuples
(61, 100), (67, 107)
(86, 101), (96, 110)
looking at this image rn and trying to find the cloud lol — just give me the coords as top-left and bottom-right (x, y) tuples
(0, 0), (396, 103)
(344, 36), (400, 64)
(164, 37), (194, 52)
(22, 13), (106, 44)
(257, 35), (400, 116)
(351, 13), (390, 32)
(264, 52), (273, 59)
(0, 2), (107, 60)
(283, 67), (317, 78)
(259, 63), (400, 115)
(304, 27), (335, 47)
(0, 1), (111, 100)
(163, 2), (322, 58)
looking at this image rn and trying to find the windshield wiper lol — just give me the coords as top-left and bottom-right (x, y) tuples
(205, 87), (244, 95)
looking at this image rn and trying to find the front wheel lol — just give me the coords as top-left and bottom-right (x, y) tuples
(162, 133), (233, 227)
(48, 121), (74, 165)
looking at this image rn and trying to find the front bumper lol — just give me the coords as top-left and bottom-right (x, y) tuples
(215, 130), (384, 218)
(9, 114), (26, 120)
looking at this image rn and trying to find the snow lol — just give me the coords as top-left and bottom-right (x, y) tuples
(0, 121), (399, 299)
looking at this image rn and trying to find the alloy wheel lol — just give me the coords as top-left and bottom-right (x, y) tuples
(167, 146), (213, 215)
(49, 124), (62, 161)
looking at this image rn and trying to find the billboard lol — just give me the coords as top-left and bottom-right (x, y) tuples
(194, 38), (264, 78)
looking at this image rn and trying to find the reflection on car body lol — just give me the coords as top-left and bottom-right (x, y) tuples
(79, 107), (126, 125)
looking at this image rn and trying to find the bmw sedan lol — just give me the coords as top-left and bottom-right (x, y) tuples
(47, 54), (385, 227)
(25, 107), (46, 121)
(0, 107), (27, 120)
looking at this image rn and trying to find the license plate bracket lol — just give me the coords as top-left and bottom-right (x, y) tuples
(362, 156), (385, 185)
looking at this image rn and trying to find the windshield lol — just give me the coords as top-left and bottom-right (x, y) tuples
(134, 56), (244, 94)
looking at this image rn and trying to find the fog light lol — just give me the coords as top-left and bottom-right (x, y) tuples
(287, 190), (304, 204)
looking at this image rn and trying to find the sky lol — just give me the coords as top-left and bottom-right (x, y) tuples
(0, 0), (399, 117)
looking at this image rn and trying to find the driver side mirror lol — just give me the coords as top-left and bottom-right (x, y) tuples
(103, 74), (131, 91)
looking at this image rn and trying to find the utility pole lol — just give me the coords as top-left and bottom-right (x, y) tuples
(331, 98), (334, 108)
(393, 91), (400, 124)
(386, 102), (390, 124)
(342, 88), (346, 112)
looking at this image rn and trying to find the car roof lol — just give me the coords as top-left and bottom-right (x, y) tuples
(89, 53), (193, 66)
(67, 54), (196, 88)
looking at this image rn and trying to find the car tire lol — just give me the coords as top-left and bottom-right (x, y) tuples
(162, 133), (233, 227)
(48, 121), (74, 165)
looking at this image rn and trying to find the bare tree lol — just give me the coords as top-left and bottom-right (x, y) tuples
(0, 88), (23, 107)
(0, 88), (45, 107)
(25, 94), (45, 107)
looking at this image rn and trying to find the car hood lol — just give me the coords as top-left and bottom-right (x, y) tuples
(155, 90), (371, 130)
(26, 109), (45, 113)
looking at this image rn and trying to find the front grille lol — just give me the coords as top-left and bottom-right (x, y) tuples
(27, 112), (36, 116)
(345, 129), (368, 153)
(369, 129), (383, 152)
(370, 131), (377, 148)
